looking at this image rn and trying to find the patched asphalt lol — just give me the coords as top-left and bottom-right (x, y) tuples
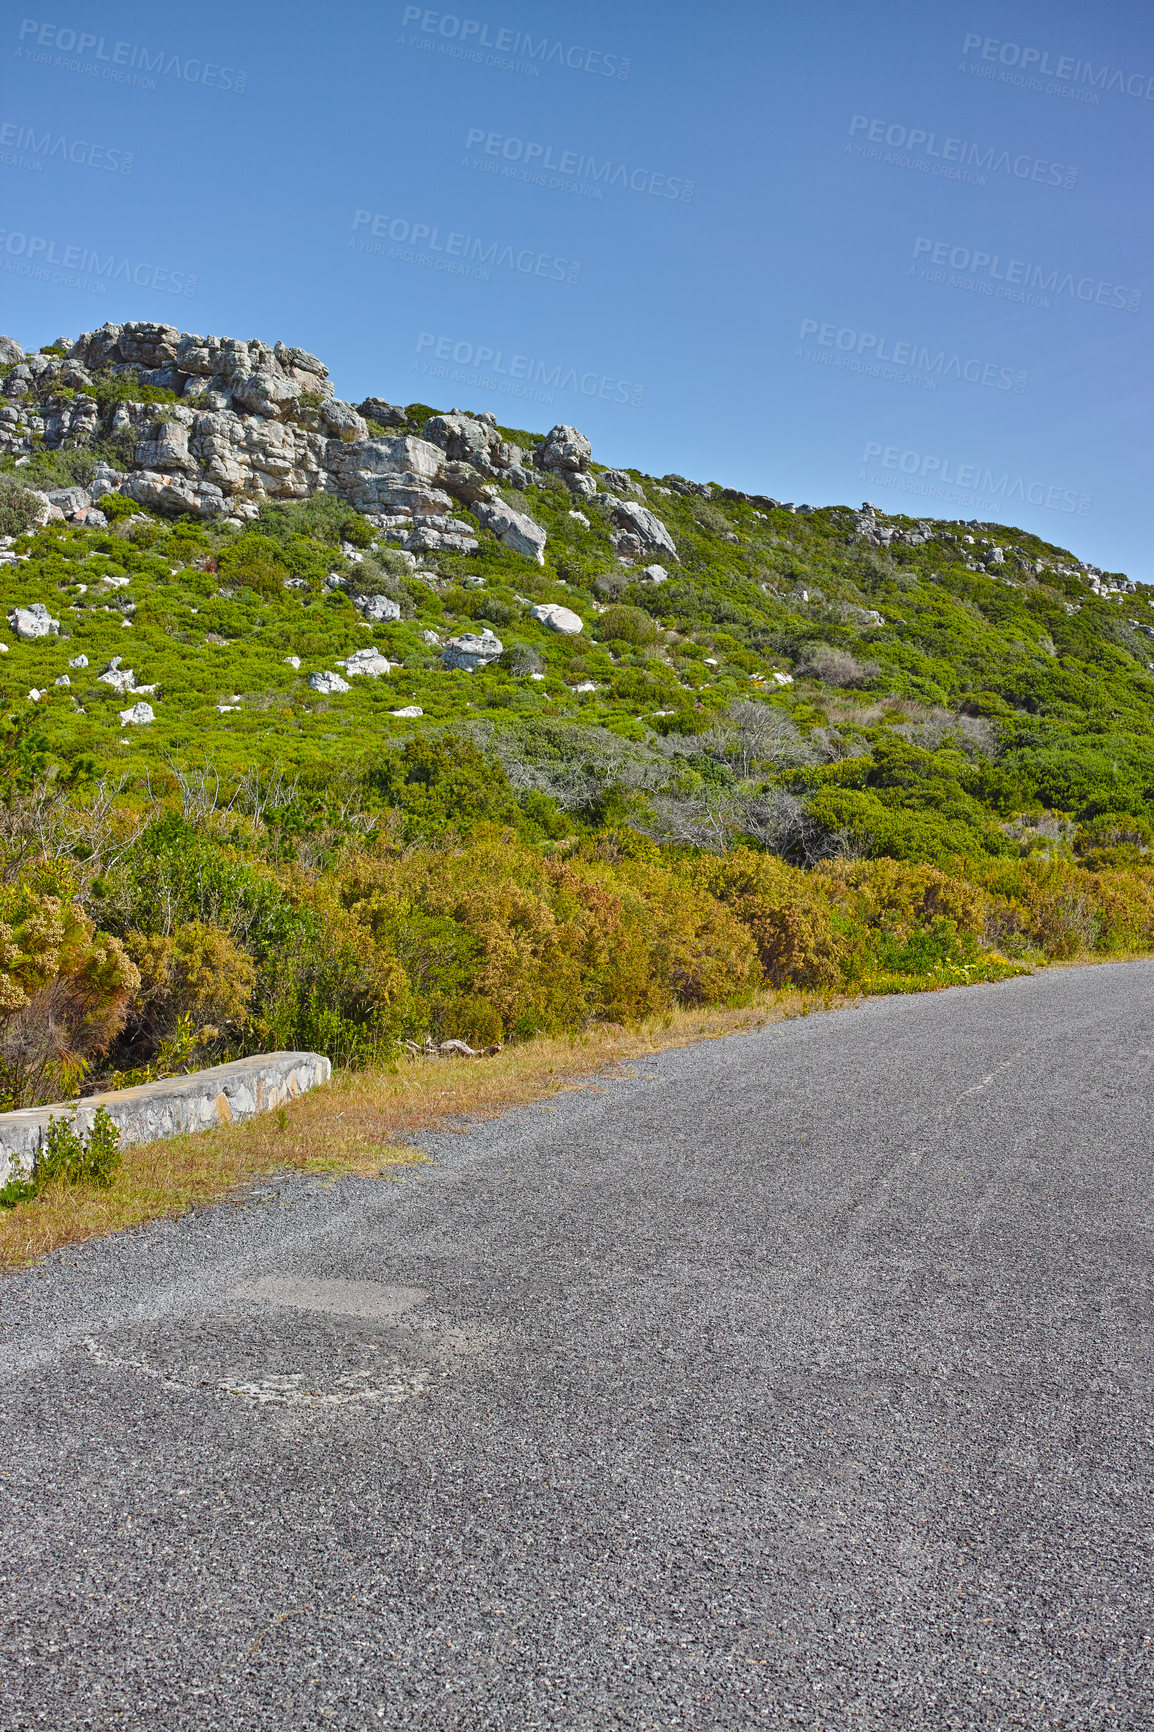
(3, 961), (1153, 1729)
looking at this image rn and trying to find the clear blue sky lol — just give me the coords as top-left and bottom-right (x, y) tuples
(3, 0), (1151, 575)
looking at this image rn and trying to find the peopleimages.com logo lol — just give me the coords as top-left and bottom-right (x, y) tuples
(961, 33), (1154, 103)
(414, 332), (644, 406)
(911, 237), (1141, 313)
(462, 127), (693, 201)
(0, 229), (197, 296)
(398, 7), (629, 79)
(798, 319), (1027, 392)
(860, 442), (1091, 515)
(351, 210), (581, 284)
(846, 114), (1077, 189)
(0, 118), (133, 172)
(15, 18), (247, 91)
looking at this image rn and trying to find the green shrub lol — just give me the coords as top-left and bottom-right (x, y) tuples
(0, 1105), (122, 1206)
(595, 605), (662, 647)
(216, 531), (288, 598)
(0, 477), (43, 536)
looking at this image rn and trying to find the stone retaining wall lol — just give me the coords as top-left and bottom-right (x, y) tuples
(0, 1052), (330, 1187)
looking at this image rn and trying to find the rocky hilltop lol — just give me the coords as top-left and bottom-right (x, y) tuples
(0, 313), (1148, 848)
(0, 320), (681, 566)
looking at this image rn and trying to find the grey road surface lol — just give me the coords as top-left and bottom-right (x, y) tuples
(3, 963), (1153, 1730)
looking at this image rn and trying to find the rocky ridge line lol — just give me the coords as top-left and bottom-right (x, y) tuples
(0, 321), (681, 568)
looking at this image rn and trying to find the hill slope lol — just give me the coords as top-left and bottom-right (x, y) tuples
(1, 320), (1153, 1117)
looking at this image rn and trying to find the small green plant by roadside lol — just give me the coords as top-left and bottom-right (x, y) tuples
(0, 1106), (122, 1207)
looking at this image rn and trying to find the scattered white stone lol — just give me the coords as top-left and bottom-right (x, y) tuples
(531, 603), (583, 635)
(390, 706), (424, 718)
(100, 574), (131, 590)
(69, 653), (88, 668)
(119, 702), (154, 726)
(771, 671), (794, 685)
(27, 688), (42, 702)
(568, 510), (591, 528)
(308, 670), (350, 694)
(572, 681), (598, 692)
(529, 671), (546, 680)
(421, 630), (441, 646)
(216, 704), (241, 713)
(54, 674), (70, 687)
(284, 655), (301, 669)
(98, 658), (139, 696)
(0, 642), (8, 654)
(641, 564), (669, 584)
(703, 657), (719, 666)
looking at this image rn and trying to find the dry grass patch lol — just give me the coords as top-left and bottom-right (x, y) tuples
(0, 988), (840, 1269)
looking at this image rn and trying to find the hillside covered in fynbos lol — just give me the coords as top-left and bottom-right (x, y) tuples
(0, 317), (1152, 1121)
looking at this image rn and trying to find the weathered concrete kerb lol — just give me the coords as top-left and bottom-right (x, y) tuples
(0, 1051), (330, 1186)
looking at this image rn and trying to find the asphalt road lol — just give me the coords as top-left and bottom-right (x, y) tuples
(3, 963), (1153, 1731)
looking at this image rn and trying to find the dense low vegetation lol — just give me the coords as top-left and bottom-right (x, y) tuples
(2, 397), (1153, 1112)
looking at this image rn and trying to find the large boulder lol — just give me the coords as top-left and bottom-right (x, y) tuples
(8, 602), (59, 641)
(537, 424), (591, 474)
(340, 647), (393, 677)
(308, 670), (350, 694)
(0, 336), (23, 366)
(119, 701), (154, 726)
(422, 412), (500, 468)
(358, 397), (407, 429)
(442, 629), (503, 671)
(353, 592), (402, 623)
(531, 603), (583, 635)
(599, 469), (644, 497)
(608, 498), (677, 560)
(475, 500), (546, 563)
(319, 400), (369, 441)
(43, 485), (92, 516)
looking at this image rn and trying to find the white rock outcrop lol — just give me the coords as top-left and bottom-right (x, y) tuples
(308, 670), (350, 694)
(8, 602), (59, 641)
(340, 648), (393, 678)
(442, 629), (503, 671)
(354, 593), (401, 623)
